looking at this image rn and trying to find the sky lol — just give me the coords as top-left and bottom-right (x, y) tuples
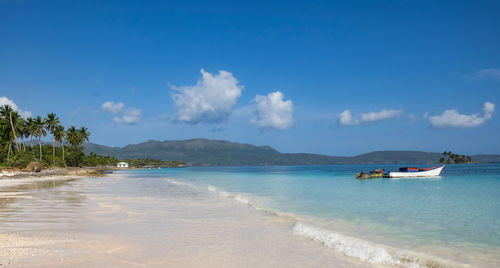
(1, 0), (499, 156)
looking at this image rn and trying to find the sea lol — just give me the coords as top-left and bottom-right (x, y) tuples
(121, 163), (500, 267)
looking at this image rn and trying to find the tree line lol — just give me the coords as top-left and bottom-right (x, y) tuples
(0, 104), (103, 168)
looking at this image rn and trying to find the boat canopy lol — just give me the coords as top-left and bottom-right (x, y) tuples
(399, 167), (419, 172)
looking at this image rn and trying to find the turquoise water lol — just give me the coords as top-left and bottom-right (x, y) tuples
(121, 164), (500, 266)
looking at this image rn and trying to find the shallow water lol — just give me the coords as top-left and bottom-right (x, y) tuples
(122, 164), (500, 267)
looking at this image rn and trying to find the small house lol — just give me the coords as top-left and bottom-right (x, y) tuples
(116, 162), (129, 168)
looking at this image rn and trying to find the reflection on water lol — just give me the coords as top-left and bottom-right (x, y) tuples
(0, 177), (84, 231)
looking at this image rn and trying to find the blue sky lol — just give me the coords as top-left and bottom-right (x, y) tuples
(1, 0), (499, 155)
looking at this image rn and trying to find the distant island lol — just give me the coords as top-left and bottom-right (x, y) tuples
(84, 138), (500, 167)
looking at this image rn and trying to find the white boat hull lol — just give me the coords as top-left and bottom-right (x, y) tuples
(389, 166), (444, 178)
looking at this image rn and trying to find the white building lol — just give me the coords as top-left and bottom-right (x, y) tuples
(116, 162), (129, 168)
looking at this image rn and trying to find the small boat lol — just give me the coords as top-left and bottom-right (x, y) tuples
(387, 166), (444, 178)
(356, 169), (387, 180)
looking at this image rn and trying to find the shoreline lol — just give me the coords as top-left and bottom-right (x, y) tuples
(0, 167), (107, 179)
(0, 172), (370, 267)
(0, 166), (184, 179)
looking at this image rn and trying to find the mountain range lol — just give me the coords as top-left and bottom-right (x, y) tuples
(83, 138), (500, 166)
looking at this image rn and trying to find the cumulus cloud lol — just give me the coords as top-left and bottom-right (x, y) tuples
(0, 96), (32, 118)
(171, 69), (243, 124)
(429, 102), (495, 128)
(113, 108), (141, 125)
(102, 101), (141, 125)
(102, 101), (125, 114)
(469, 68), (500, 81)
(339, 108), (402, 125)
(339, 110), (356, 125)
(251, 91), (294, 130)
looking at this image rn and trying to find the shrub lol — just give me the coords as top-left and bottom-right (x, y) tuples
(7, 150), (38, 168)
(66, 146), (85, 167)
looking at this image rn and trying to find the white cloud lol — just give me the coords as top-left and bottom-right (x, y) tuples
(113, 108), (141, 125)
(102, 101), (125, 114)
(251, 91), (294, 130)
(429, 102), (495, 128)
(171, 69), (243, 124)
(102, 101), (140, 125)
(339, 108), (402, 125)
(470, 68), (500, 81)
(0, 96), (32, 118)
(339, 110), (356, 125)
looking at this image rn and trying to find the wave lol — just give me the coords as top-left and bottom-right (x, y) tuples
(293, 222), (461, 268)
(204, 184), (463, 268)
(207, 185), (253, 206)
(164, 178), (186, 186)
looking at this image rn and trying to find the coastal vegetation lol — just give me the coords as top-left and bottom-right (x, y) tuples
(83, 154), (186, 168)
(0, 105), (93, 169)
(0, 105), (185, 170)
(439, 151), (472, 164)
(121, 158), (187, 168)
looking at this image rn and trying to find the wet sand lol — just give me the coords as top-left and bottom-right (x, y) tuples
(0, 174), (375, 267)
(0, 167), (105, 179)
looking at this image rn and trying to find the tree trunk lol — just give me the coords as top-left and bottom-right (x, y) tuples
(62, 144), (66, 167)
(9, 112), (20, 152)
(39, 138), (42, 162)
(7, 142), (11, 161)
(52, 137), (55, 166)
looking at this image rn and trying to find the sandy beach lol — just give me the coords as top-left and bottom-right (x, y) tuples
(0, 172), (374, 268)
(0, 167), (105, 179)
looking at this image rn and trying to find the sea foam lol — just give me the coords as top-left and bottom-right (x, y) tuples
(207, 185), (254, 206)
(293, 222), (458, 268)
(164, 178), (185, 185)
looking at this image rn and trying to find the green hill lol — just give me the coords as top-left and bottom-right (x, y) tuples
(81, 138), (499, 166)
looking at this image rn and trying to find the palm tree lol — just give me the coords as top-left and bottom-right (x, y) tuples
(26, 117), (36, 148)
(21, 119), (31, 151)
(78, 127), (90, 144)
(0, 105), (18, 155)
(32, 116), (47, 161)
(12, 114), (25, 152)
(0, 106), (26, 159)
(44, 113), (60, 166)
(0, 109), (13, 160)
(65, 125), (90, 147)
(53, 125), (66, 166)
(65, 126), (81, 147)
